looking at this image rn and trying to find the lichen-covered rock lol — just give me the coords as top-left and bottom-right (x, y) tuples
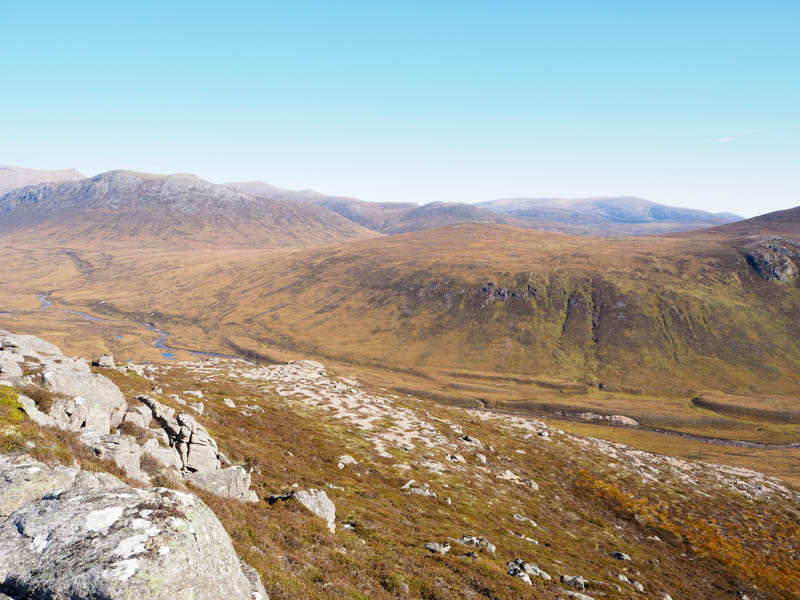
(507, 558), (551, 581)
(0, 467), (262, 600)
(0, 455), (77, 520)
(80, 431), (146, 481)
(0, 357), (22, 378)
(269, 488), (336, 533)
(96, 354), (115, 368)
(141, 438), (182, 471)
(458, 535), (496, 554)
(42, 368), (126, 433)
(0, 332), (62, 358)
(16, 394), (56, 427)
(186, 466), (257, 502)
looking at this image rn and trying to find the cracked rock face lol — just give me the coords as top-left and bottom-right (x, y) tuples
(43, 368), (126, 434)
(746, 246), (797, 281)
(0, 458), (263, 600)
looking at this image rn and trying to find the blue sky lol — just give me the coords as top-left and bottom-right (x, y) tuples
(1, 1), (798, 216)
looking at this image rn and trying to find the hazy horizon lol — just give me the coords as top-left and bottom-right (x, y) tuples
(3, 2), (798, 218)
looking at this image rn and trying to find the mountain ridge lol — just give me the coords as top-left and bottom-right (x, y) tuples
(0, 165), (84, 196)
(225, 180), (744, 236)
(0, 170), (379, 248)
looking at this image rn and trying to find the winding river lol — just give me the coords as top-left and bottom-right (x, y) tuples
(37, 294), (247, 362)
(24, 295), (800, 450)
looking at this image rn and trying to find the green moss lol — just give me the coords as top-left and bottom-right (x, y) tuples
(0, 385), (24, 422)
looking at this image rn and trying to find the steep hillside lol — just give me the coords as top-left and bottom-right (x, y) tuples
(4, 207), (796, 399)
(0, 165), (83, 195)
(1, 332), (797, 600)
(708, 204), (800, 235)
(314, 197), (420, 231)
(0, 170), (378, 248)
(173, 218), (796, 395)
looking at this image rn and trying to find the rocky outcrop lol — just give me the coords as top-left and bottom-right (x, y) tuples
(80, 431), (148, 482)
(43, 368), (126, 434)
(1, 331), (257, 500)
(0, 331), (124, 435)
(0, 332), (62, 357)
(0, 356), (22, 378)
(95, 354), (115, 368)
(135, 394), (258, 501)
(458, 535), (496, 554)
(0, 455), (267, 600)
(0, 455), (77, 520)
(424, 541), (451, 554)
(745, 240), (799, 281)
(268, 489), (336, 532)
(138, 395), (220, 471)
(576, 412), (639, 427)
(507, 558), (551, 583)
(186, 466), (258, 503)
(0, 331), (126, 436)
(15, 394), (55, 427)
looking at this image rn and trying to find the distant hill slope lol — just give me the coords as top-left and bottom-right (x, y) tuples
(214, 209), (799, 394)
(36, 204), (799, 397)
(226, 181), (743, 236)
(477, 196), (742, 227)
(0, 170), (378, 248)
(224, 181), (419, 231)
(0, 165), (83, 195)
(378, 201), (517, 233)
(707, 205), (800, 235)
(223, 180), (325, 203)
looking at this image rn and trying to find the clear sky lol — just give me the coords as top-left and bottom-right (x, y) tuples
(1, 1), (798, 216)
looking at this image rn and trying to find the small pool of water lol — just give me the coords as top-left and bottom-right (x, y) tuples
(38, 294), (54, 310)
(162, 352), (176, 359)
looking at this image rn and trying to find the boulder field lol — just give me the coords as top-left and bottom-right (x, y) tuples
(0, 330), (257, 500)
(0, 330), (268, 598)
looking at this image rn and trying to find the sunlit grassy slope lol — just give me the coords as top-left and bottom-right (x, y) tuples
(1, 209), (800, 484)
(5, 215), (797, 395)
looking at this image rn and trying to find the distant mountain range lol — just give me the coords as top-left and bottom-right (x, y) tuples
(0, 165), (83, 195)
(1, 164), (799, 401)
(225, 181), (743, 236)
(0, 166), (746, 247)
(0, 170), (376, 248)
(477, 196), (741, 226)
